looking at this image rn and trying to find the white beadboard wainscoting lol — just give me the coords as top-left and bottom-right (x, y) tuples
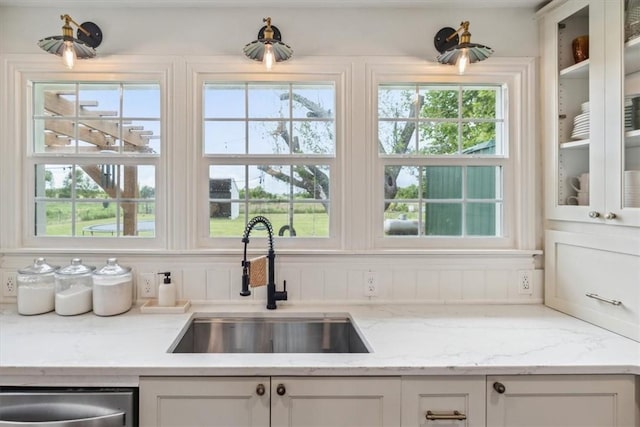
(0, 253), (542, 305)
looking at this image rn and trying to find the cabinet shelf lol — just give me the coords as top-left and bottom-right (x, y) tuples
(625, 36), (640, 75)
(560, 60), (589, 78)
(560, 139), (590, 150)
(624, 129), (640, 147)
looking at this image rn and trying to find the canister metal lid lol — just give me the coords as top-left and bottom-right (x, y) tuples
(18, 257), (58, 275)
(56, 258), (95, 276)
(93, 258), (131, 276)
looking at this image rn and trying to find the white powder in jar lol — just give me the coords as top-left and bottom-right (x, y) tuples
(55, 285), (92, 315)
(17, 285), (55, 315)
(92, 278), (133, 316)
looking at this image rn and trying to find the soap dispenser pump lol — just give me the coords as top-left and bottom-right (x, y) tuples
(157, 272), (176, 307)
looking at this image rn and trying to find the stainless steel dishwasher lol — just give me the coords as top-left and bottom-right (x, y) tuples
(0, 387), (137, 426)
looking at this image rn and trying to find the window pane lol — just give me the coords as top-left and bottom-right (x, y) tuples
(466, 202), (499, 236)
(292, 121), (334, 154)
(35, 201), (72, 236)
(383, 166), (421, 236)
(378, 121), (416, 154)
(462, 122), (496, 153)
(424, 167), (462, 199)
(425, 203), (462, 236)
(33, 83), (76, 117)
(419, 122), (459, 154)
(122, 84), (160, 118)
(204, 84), (245, 118)
(419, 86), (459, 119)
(78, 84), (120, 116)
(291, 84), (334, 119)
(128, 120), (161, 154)
(462, 87), (498, 119)
(378, 85), (416, 118)
(248, 121), (282, 154)
(467, 166), (501, 199)
(205, 121), (246, 154)
(248, 84), (289, 118)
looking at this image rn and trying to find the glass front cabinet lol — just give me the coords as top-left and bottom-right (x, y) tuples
(540, 0), (640, 227)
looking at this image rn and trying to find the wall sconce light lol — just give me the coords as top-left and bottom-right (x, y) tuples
(434, 21), (493, 74)
(37, 14), (103, 70)
(243, 17), (293, 71)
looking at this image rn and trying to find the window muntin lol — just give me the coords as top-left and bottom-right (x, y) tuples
(30, 82), (161, 239)
(378, 83), (507, 240)
(203, 82), (335, 240)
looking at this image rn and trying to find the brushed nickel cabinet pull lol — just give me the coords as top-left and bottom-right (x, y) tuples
(604, 212), (617, 220)
(426, 410), (467, 421)
(588, 211), (600, 218)
(585, 293), (622, 306)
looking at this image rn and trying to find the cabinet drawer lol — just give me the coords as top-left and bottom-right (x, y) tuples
(401, 376), (485, 427)
(545, 230), (640, 341)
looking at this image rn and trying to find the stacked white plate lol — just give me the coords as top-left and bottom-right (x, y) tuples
(624, 170), (640, 208)
(570, 102), (590, 140)
(571, 111), (590, 140)
(625, 99), (633, 131)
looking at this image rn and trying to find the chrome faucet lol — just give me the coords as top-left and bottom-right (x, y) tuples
(241, 215), (288, 310)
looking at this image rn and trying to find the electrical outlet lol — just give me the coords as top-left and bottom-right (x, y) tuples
(139, 273), (156, 298)
(364, 271), (379, 297)
(518, 270), (533, 295)
(2, 271), (17, 297)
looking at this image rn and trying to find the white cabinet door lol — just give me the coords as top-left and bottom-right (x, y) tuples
(139, 376), (270, 427)
(486, 375), (638, 427)
(545, 229), (640, 341)
(270, 376), (401, 427)
(401, 376), (485, 427)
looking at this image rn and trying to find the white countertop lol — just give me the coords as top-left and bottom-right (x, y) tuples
(1, 303), (639, 386)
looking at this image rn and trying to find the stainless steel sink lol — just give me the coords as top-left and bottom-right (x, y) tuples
(170, 315), (370, 353)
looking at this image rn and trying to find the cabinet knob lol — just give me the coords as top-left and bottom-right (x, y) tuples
(604, 212), (617, 220)
(588, 211), (600, 218)
(276, 384), (286, 396)
(256, 383), (266, 396)
(493, 382), (506, 394)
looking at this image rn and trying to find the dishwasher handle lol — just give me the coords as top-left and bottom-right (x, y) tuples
(0, 410), (125, 427)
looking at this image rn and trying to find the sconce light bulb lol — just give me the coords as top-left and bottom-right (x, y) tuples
(457, 48), (469, 75)
(62, 40), (76, 69)
(263, 44), (275, 71)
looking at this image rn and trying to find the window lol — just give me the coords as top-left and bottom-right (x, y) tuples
(376, 81), (513, 248)
(200, 80), (338, 247)
(28, 81), (161, 240)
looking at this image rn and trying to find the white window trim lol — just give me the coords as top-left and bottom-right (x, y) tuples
(185, 57), (352, 251)
(365, 58), (537, 251)
(1, 55), (536, 255)
(1, 55), (179, 251)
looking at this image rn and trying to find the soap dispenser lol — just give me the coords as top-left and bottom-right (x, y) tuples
(157, 272), (176, 307)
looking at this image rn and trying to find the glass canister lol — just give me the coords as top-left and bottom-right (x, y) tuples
(17, 258), (59, 315)
(54, 258), (95, 316)
(92, 258), (133, 316)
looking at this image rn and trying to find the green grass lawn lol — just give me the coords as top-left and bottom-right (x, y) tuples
(43, 212), (328, 237)
(210, 213), (329, 237)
